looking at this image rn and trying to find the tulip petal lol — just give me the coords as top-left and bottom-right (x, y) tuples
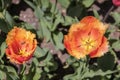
(90, 37), (109, 58)
(64, 16), (109, 59)
(5, 27), (37, 64)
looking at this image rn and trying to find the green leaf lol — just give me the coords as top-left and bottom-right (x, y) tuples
(51, 14), (64, 31)
(0, 18), (9, 33)
(43, 18), (52, 30)
(82, 0), (95, 8)
(41, 0), (49, 9)
(36, 24), (43, 39)
(0, 12), (4, 19)
(42, 52), (57, 72)
(44, 66), (50, 72)
(97, 53), (116, 71)
(0, 10), (14, 32)
(66, 56), (76, 65)
(20, 64), (26, 75)
(110, 12), (120, 25)
(0, 70), (6, 80)
(0, 0), (4, 11)
(62, 16), (77, 26)
(44, 52), (52, 62)
(112, 40), (120, 51)
(6, 66), (19, 80)
(33, 67), (42, 80)
(40, 20), (51, 42)
(34, 7), (44, 19)
(50, 3), (58, 14)
(53, 32), (64, 50)
(4, 11), (14, 27)
(64, 61), (85, 80)
(0, 42), (6, 59)
(22, 64), (35, 80)
(23, 22), (36, 30)
(24, 0), (36, 9)
(34, 46), (46, 58)
(65, 69), (79, 80)
(93, 9), (100, 19)
(57, 0), (70, 8)
(82, 69), (118, 79)
(32, 57), (39, 67)
(67, 5), (85, 18)
(0, 0), (11, 11)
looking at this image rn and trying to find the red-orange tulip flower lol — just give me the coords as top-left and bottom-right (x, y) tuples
(64, 16), (109, 59)
(6, 27), (37, 64)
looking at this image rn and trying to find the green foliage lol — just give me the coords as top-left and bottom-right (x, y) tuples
(53, 32), (64, 50)
(112, 40), (120, 51)
(82, 0), (95, 8)
(93, 9), (100, 19)
(57, 0), (70, 8)
(0, 0), (11, 11)
(0, 0), (120, 80)
(0, 42), (6, 59)
(111, 12), (120, 26)
(0, 12), (10, 33)
(0, 65), (19, 80)
(67, 5), (85, 18)
(34, 46), (46, 58)
(64, 55), (119, 80)
(97, 53), (116, 71)
(0, 18), (9, 33)
(3, 11), (15, 27)
(25, 0), (77, 50)
(0, 10), (14, 33)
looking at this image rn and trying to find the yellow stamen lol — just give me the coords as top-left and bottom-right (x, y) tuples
(82, 37), (95, 51)
(19, 49), (30, 57)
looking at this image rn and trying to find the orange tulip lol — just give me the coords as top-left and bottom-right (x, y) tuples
(64, 16), (109, 59)
(6, 27), (37, 64)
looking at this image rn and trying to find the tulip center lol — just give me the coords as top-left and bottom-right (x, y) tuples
(19, 49), (29, 57)
(82, 37), (95, 51)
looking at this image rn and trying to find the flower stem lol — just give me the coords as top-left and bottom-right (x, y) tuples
(103, 5), (114, 22)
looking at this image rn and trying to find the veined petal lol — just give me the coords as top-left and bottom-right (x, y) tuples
(80, 16), (109, 35)
(90, 37), (109, 58)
